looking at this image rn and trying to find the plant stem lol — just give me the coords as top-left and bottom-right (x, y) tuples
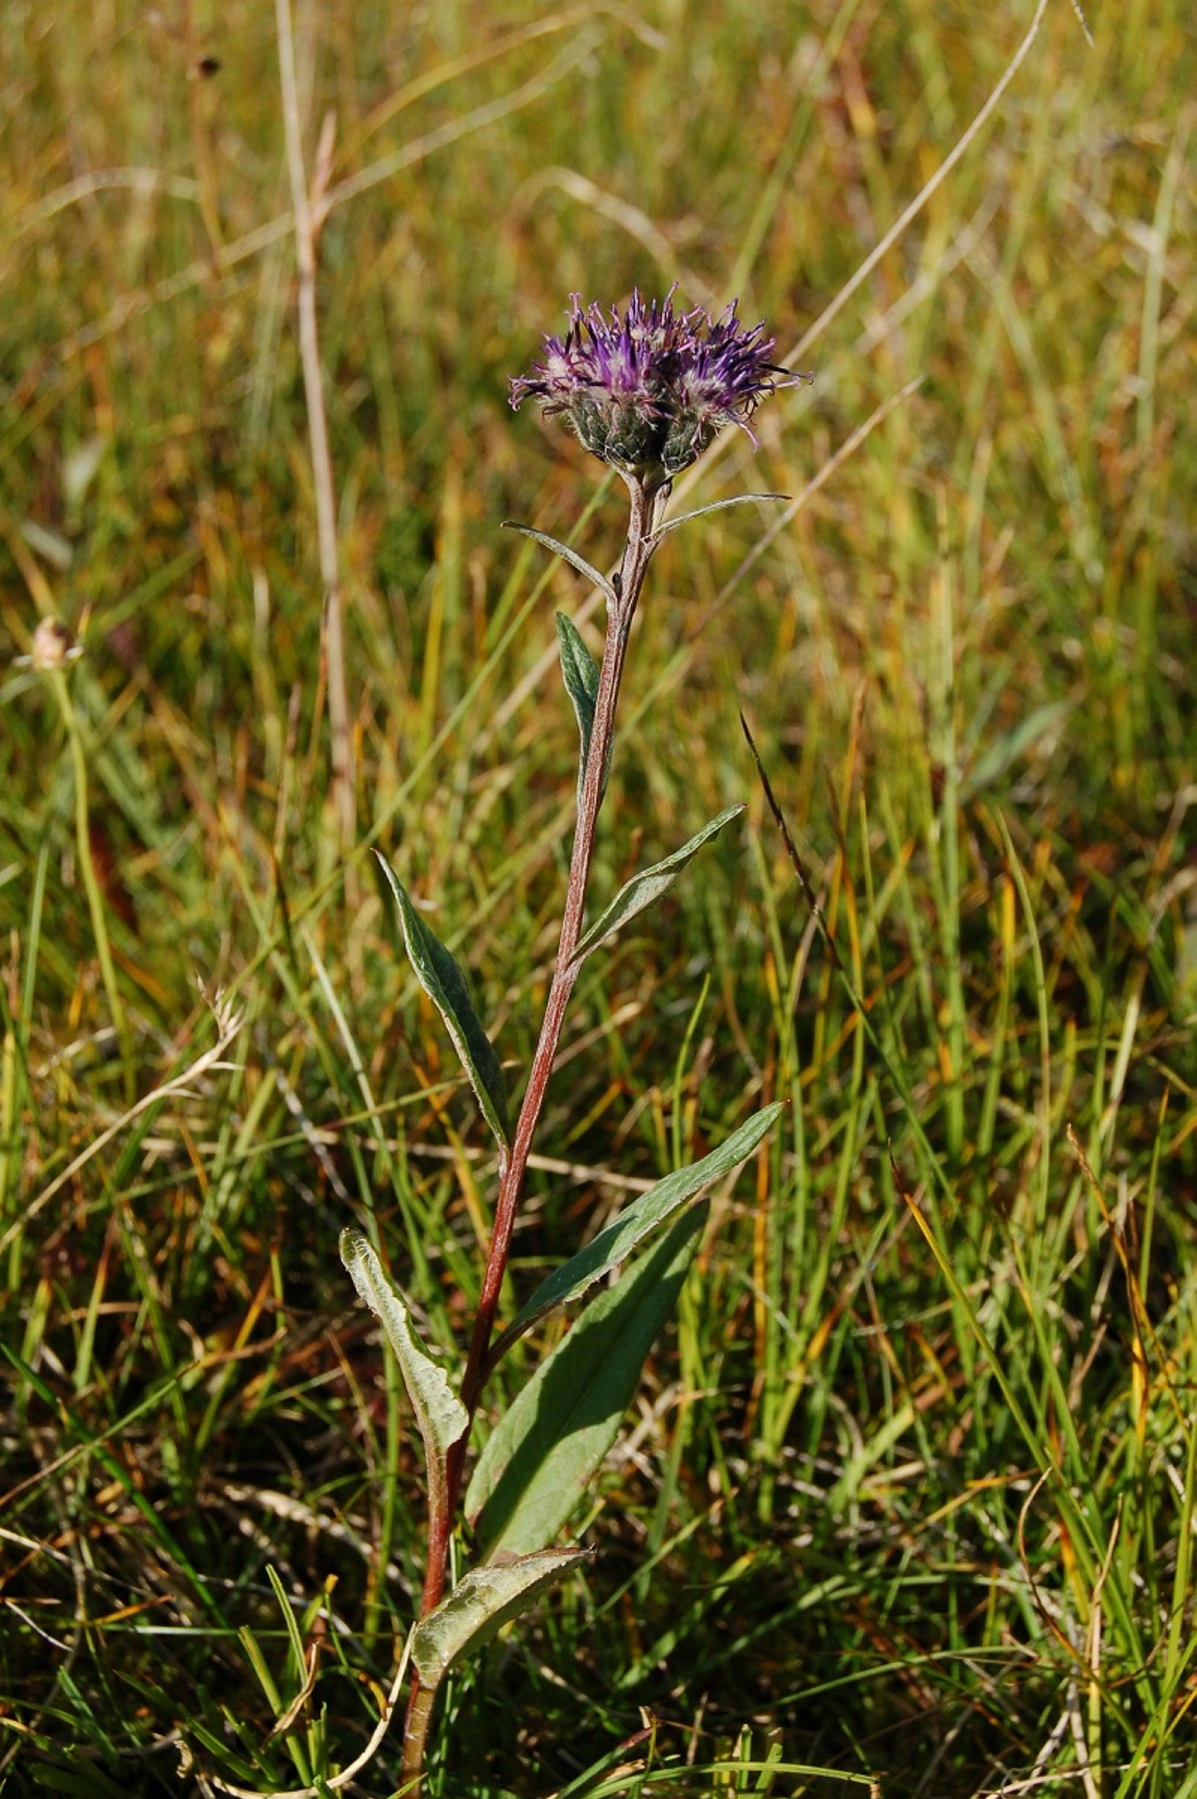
(399, 476), (667, 1795)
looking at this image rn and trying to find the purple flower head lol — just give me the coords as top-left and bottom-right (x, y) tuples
(511, 289), (797, 488)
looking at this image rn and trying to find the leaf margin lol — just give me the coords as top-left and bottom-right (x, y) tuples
(410, 1546), (590, 1686)
(339, 1228), (467, 1520)
(375, 853), (510, 1151)
(569, 803), (746, 970)
(490, 1101), (784, 1362)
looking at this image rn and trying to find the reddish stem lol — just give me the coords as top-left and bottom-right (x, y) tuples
(399, 477), (666, 1793)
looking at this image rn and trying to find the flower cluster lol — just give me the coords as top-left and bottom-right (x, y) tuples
(510, 290), (794, 488)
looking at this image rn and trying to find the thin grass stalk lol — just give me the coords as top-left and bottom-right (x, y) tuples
(45, 664), (134, 1101)
(182, 0), (224, 254)
(2, 818), (48, 1291)
(933, 487), (966, 1163)
(0, 1005), (17, 1270)
(275, 0), (356, 872)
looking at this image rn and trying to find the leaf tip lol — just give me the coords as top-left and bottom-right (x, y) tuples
(339, 1226), (368, 1269)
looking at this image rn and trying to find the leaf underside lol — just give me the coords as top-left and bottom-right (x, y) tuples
(411, 1547), (589, 1686)
(339, 1230), (468, 1463)
(653, 491), (789, 539)
(556, 612), (602, 812)
(503, 521), (617, 605)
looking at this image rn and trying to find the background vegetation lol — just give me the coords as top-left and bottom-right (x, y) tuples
(2, 0), (1194, 1793)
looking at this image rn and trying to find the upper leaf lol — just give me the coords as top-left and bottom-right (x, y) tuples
(375, 855), (510, 1151)
(465, 1204), (705, 1557)
(652, 492), (789, 540)
(411, 1547), (589, 1687)
(555, 612), (601, 811)
(502, 522), (618, 606)
(570, 804), (745, 970)
(490, 1103), (784, 1361)
(340, 1230), (468, 1507)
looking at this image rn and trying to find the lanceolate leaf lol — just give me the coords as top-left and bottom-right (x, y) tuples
(340, 1229), (467, 1521)
(502, 521), (618, 606)
(555, 612), (602, 811)
(411, 1547), (588, 1687)
(652, 492), (789, 540)
(466, 1205), (705, 1557)
(570, 805), (745, 970)
(491, 1103), (784, 1361)
(375, 855), (509, 1152)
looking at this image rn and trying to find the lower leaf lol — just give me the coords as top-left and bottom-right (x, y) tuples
(466, 1203), (706, 1557)
(411, 1547), (589, 1687)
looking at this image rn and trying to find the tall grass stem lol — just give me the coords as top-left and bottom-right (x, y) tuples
(276, 0), (356, 876)
(47, 665), (134, 1102)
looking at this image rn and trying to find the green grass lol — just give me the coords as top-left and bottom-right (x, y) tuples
(2, 0), (1195, 1792)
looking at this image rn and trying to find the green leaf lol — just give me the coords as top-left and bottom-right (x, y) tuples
(411, 1546), (588, 1686)
(556, 612), (602, 810)
(340, 1229), (467, 1519)
(466, 1205), (705, 1556)
(570, 805), (745, 970)
(375, 855), (510, 1150)
(503, 521), (618, 605)
(491, 1103), (784, 1360)
(652, 492), (789, 539)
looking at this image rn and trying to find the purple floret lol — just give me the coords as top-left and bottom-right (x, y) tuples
(511, 289), (796, 486)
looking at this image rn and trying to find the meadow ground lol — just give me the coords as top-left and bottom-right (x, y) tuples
(1, 1), (1195, 1794)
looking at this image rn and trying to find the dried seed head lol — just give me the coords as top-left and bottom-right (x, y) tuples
(31, 617), (75, 671)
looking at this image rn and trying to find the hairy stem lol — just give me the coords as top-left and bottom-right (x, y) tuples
(398, 1681), (437, 1799)
(400, 477), (667, 1795)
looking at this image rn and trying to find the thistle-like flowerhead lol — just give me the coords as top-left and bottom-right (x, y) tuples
(510, 290), (797, 489)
